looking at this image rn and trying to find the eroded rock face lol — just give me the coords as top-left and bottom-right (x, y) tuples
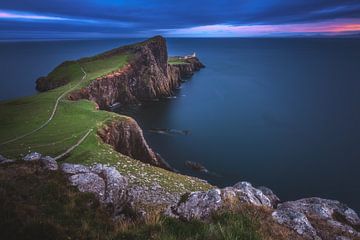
(0, 155), (15, 164)
(61, 163), (128, 216)
(168, 182), (275, 220)
(272, 198), (360, 240)
(68, 36), (204, 109)
(98, 117), (172, 170)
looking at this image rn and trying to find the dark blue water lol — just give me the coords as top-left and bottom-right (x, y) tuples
(0, 38), (359, 212)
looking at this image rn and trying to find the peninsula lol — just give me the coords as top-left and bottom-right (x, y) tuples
(0, 36), (359, 240)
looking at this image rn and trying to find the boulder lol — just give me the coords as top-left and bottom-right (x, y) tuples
(258, 186), (281, 207)
(61, 163), (91, 174)
(61, 163), (128, 217)
(23, 152), (42, 161)
(168, 182), (276, 220)
(0, 154), (15, 164)
(272, 198), (360, 240)
(172, 189), (222, 220)
(40, 156), (58, 171)
(69, 172), (106, 199)
(233, 181), (273, 207)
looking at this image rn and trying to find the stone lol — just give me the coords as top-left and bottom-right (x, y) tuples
(69, 173), (106, 200)
(61, 163), (128, 217)
(61, 163), (91, 174)
(233, 181), (272, 207)
(23, 152), (42, 161)
(258, 186), (281, 207)
(40, 156), (58, 171)
(272, 205), (320, 239)
(172, 189), (222, 220)
(272, 198), (360, 240)
(168, 182), (276, 221)
(0, 155), (15, 164)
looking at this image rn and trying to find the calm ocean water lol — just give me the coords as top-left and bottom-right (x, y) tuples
(0, 38), (359, 211)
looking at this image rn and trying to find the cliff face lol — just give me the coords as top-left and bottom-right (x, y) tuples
(68, 36), (204, 109)
(97, 117), (173, 171)
(34, 36), (204, 170)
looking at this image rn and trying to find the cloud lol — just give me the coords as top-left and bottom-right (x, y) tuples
(0, 1), (360, 38)
(164, 19), (360, 37)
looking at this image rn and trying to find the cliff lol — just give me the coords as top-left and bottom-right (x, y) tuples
(61, 36), (205, 109)
(33, 36), (204, 170)
(97, 117), (172, 170)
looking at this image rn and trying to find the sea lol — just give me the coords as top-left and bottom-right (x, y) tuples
(0, 37), (359, 212)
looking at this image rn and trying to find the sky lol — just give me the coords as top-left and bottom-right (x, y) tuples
(0, 0), (360, 39)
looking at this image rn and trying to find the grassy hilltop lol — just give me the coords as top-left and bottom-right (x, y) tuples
(0, 40), (210, 194)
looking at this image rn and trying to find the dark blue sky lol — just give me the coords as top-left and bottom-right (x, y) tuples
(0, 0), (359, 39)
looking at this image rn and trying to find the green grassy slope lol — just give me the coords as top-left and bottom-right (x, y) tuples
(0, 44), (211, 194)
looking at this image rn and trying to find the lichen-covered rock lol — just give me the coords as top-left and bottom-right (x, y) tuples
(258, 186), (281, 207)
(23, 152), (42, 161)
(0, 154), (15, 164)
(40, 156), (58, 171)
(171, 189), (222, 220)
(61, 163), (91, 174)
(69, 172), (106, 199)
(272, 206), (320, 239)
(61, 163), (128, 217)
(272, 198), (360, 240)
(91, 164), (128, 214)
(168, 182), (276, 220)
(233, 181), (273, 207)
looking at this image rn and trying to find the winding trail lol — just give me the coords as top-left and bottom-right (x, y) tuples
(54, 128), (93, 161)
(0, 65), (87, 146)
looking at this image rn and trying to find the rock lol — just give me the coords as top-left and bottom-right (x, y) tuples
(258, 186), (281, 207)
(23, 152), (42, 161)
(233, 181), (273, 207)
(40, 156), (58, 171)
(61, 163), (91, 174)
(272, 198), (360, 240)
(61, 163), (128, 217)
(168, 182), (275, 220)
(272, 206), (320, 239)
(91, 164), (128, 213)
(69, 173), (106, 199)
(171, 189), (222, 220)
(0, 155), (15, 164)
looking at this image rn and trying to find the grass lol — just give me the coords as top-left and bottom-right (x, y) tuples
(168, 57), (190, 65)
(0, 40), (211, 197)
(118, 212), (261, 240)
(0, 161), (114, 240)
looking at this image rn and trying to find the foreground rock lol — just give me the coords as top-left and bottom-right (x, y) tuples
(273, 198), (360, 240)
(23, 152), (58, 170)
(0, 154), (15, 164)
(61, 163), (128, 217)
(168, 181), (360, 240)
(167, 181), (274, 220)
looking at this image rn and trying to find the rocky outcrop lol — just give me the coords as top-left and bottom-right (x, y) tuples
(68, 36), (204, 109)
(167, 181), (274, 220)
(168, 181), (360, 240)
(272, 198), (360, 240)
(98, 117), (172, 170)
(61, 163), (128, 217)
(23, 152), (58, 170)
(0, 154), (15, 164)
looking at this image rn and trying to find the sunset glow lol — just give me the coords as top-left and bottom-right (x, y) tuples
(167, 19), (360, 37)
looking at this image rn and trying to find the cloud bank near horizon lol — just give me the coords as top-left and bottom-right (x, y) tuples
(0, 0), (360, 39)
